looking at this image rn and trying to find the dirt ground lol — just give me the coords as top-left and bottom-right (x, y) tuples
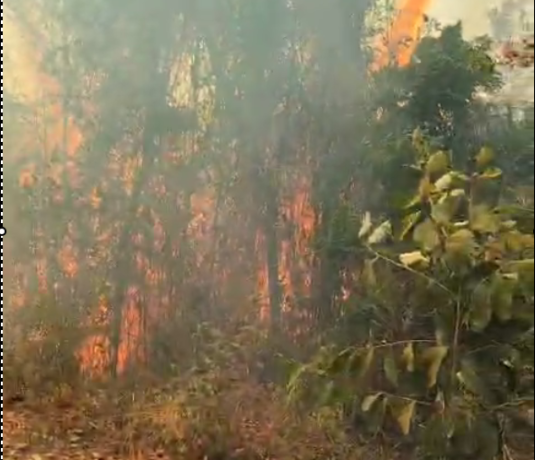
(4, 395), (533, 460)
(3, 398), (171, 460)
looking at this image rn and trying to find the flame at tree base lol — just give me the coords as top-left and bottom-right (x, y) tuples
(6, 0), (435, 376)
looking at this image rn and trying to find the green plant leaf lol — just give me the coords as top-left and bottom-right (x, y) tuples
(404, 194), (423, 211)
(490, 274), (515, 322)
(431, 190), (465, 225)
(363, 259), (377, 286)
(480, 167), (503, 180)
(505, 258), (535, 274)
(470, 205), (500, 234)
(354, 345), (375, 380)
(426, 151), (450, 176)
(368, 221), (392, 245)
(419, 175), (434, 200)
(414, 219), (441, 252)
(435, 172), (454, 191)
(399, 251), (430, 268)
(384, 350), (399, 387)
(456, 359), (490, 398)
(476, 146), (495, 168)
(361, 393), (383, 412)
(327, 347), (353, 374)
(469, 282), (492, 332)
(431, 198), (453, 226)
(504, 259), (534, 292)
(445, 228), (477, 257)
(421, 346), (449, 388)
(402, 343), (415, 372)
(400, 211), (422, 241)
(412, 127), (428, 158)
(504, 230), (532, 252)
(391, 398), (417, 436)
(359, 211), (373, 238)
(319, 381), (336, 405)
(286, 363), (310, 402)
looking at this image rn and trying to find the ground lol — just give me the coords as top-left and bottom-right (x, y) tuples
(3, 398), (171, 460)
(4, 386), (532, 460)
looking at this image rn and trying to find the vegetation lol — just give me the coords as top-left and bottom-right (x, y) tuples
(289, 139), (534, 459)
(4, 0), (534, 459)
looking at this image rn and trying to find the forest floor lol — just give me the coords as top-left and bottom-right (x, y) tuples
(3, 397), (171, 460)
(4, 380), (533, 460)
(4, 395), (534, 460)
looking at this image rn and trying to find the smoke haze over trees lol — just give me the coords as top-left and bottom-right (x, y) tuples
(3, 1), (534, 459)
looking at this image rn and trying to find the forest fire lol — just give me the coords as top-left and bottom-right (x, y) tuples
(5, 4), (534, 460)
(372, 0), (433, 70)
(6, 0), (432, 376)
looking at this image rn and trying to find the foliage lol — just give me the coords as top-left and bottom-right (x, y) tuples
(289, 135), (534, 459)
(3, 293), (102, 398)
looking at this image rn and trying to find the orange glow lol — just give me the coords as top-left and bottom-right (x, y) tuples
(372, 0), (433, 71)
(5, 17), (83, 158)
(8, 0), (435, 375)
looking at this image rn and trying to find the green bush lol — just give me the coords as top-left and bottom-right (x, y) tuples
(289, 134), (534, 460)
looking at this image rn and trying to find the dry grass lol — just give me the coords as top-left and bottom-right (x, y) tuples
(4, 311), (532, 460)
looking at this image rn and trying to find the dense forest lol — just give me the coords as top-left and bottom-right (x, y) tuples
(3, 0), (534, 459)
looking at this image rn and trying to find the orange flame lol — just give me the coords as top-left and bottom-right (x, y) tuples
(8, 0), (434, 375)
(372, 0), (433, 71)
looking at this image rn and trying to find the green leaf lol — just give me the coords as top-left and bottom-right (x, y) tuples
(414, 219), (441, 252)
(363, 259), (377, 286)
(421, 346), (449, 388)
(426, 151), (450, 176)
(431, 198), (453, 226)
(361, 393), (383, 412)
(431, 190), (465, 225)
(476, 146), (495, 168)
(368, 221), (392, 245)
(480, 167), (502, 180)
(353, 345), (375, 380)
(384, 351), (399, 387)
(404, 194), (423, 211)
(412, 127), (428, 158)
(448, 171), (471, 186)
(504, 259), (535, 291)
(490, 274), (515, 322)
(399, 251), (430, 268)
(400, 211), (422, 240)
(435, 172), (454, 192)
(504, 230), (531, 252)
(445, 228), (477, 257)
(402, 343), (415, 372)
(469, 282), (492, 332)
(327, 347), (353, 374)
(286, 364), (310, 401)
(319, 381), (336, 405)
(505, 258), (535, 275)
(456, 359), (490, 398)
(391, 398), (417, 436)
(359, 212), (373, 238)
(470, 205), (500, 234)
(418, 175), (434, 200)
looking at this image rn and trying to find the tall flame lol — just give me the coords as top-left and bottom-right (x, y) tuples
(372, 0), (433, 70)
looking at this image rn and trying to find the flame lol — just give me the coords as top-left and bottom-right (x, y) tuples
(7, 0), (434, 375)
(372, 0), (433, 71)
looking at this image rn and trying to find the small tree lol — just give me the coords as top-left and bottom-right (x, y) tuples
(289, 132), (534, 459)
